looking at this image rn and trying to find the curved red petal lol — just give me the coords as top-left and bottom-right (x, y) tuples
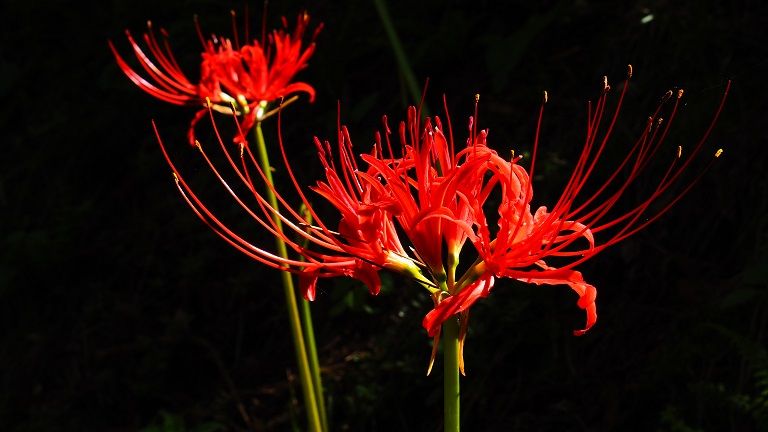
(422, 275), (494, 337)
(519, 268), (598, 335)
(299, 269), (319, 301)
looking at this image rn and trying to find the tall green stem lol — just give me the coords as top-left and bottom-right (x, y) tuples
(253, 123), (324, 432)
(443, 316), (461, 432)
(300, 297), (328, 431)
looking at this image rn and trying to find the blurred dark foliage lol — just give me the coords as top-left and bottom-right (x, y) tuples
(1, 0), (767, 430)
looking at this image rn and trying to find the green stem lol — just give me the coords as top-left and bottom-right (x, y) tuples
(254, 123), (323, 432)
(443, 316), (461, 432)
(300, 297), (328, 431)
(372, 0), (427, 113)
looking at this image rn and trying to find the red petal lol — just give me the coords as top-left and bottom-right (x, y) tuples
(520, 268), (598, 335)
(298, 270), (319, 301)
(351, 260), (382, 296)
(421, 275), (494, 337)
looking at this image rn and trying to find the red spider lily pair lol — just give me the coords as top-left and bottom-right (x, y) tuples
(110, 10), (321, 144)
(110, 4), (730, 375)
(154, 66), (729, 372)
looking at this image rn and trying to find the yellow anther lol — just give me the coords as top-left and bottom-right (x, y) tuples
(627, 64), (633, 78)
(194, 140), (202, 150)
(677, 146), (682, 158)
(172, 172), (179, 182)
(475, 94), (480, 103)
(205, 97), (212, 108)
(715, 148), (724, 158)
(543, 90), (548, 104)
(677, 89), (685, 98)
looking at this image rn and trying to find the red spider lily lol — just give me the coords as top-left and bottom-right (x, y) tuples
(111, 10), (321, 143)
(421, 68), (730, 349)
(156, 66), (729, 373)
(155, 102), (435, 304)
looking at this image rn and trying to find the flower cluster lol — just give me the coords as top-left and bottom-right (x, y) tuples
(111, 11), (320, 143)
(158, 66), (729, 371)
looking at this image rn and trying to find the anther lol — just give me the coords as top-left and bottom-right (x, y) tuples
(475, 94), (480, 103)
(205, 97), (212, 108)
(172, 172), (179, 183)
(543, 90), (548, 104)
(677, 89), (685, 99)
(627, 64), (633, 78)
(195, 140), (202, 150)
(715, 149), (724, 158)
(677, 146), (682, 158)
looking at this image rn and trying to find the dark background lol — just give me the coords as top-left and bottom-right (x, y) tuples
(2, 0), (767, 430)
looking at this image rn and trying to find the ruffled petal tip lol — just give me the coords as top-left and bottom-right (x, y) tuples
(351, 260), (382, 296)
(298, 271), (319, 301)
(573, 285), (597, 336)
(519, 268), (598, 336)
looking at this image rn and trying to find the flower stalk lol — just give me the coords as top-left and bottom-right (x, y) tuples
(300, 295), (328, 431)
(254, 122), (325, 432)
(443, 314), (461, 432)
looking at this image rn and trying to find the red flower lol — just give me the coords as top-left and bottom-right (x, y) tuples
(155, 105), (433, 305)
(421, 68), (730, 345)
(111, 11), (320, 143)
(156, 66), (729, 373)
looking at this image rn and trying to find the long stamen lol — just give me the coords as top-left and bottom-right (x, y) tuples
(506, 91), (546, 252)
(193, 14), (207, 48)
(443, 94), (456, 167)
(157, 124), (314, 270)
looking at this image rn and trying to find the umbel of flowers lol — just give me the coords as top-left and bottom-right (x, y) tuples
(158, 65), (729, 374)
(111, 10), (321, 143)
